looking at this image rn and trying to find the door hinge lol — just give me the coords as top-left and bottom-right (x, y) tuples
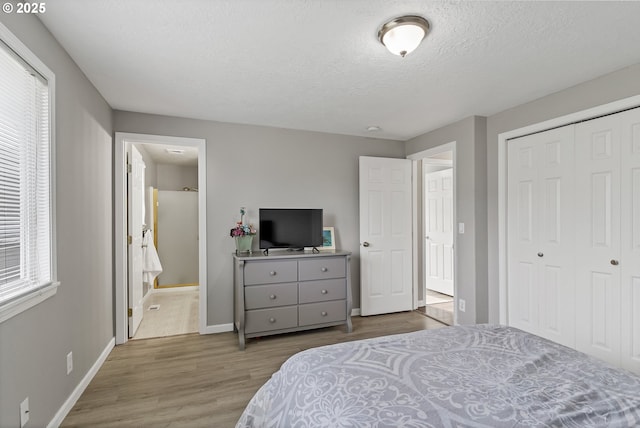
(127, 163), (132, 174)
(128, 235), (132, 245)
(128, 308), (132, 317)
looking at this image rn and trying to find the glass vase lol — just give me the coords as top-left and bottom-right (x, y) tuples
(235, 235), (253, 254)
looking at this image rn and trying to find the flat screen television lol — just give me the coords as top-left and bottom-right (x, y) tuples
(259, 208), (323, 250)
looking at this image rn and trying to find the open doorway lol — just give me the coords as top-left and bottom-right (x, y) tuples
(410, 143), (456, 326)
(130, 142), (200, 340)
(115, 133), (207, 345)
(421, 153), (454, 325)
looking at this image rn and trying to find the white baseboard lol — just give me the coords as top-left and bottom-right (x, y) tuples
(202, 323), (234, 334)
(417, 299), (425, 307)
(351, 308), (361, 316)
(48, 337), (115, 428)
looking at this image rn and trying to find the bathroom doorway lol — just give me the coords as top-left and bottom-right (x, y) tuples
(130, 142), (200, 340)
(114, 133), (207, 345)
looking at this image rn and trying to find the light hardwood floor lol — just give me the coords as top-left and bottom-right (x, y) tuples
(62, 311), (446, 427)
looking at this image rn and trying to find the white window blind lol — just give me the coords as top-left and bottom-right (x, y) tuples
(0, 40), (52, 304)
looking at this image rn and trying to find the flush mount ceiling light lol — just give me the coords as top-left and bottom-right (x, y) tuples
(165, 148), (184, 155)
(378, 15), (430, 57)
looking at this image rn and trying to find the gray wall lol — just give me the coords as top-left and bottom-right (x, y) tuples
(157, 164), (198, 190)
(157, 191), (199, 286)
(405, 116), (488, 325)
(134, 143), (158, 190)
(486, 63), (640, 323)
(0, 13), (113, 428)
(113, 111), (405, 326)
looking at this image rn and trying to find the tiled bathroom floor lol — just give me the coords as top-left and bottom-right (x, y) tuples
(132, 288), (199, 340)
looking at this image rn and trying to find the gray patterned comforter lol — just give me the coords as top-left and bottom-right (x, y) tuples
(237, 324), (640, 427)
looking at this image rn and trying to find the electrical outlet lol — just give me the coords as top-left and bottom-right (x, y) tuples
(66, 351), (73, 375)
(458, 298), (466, 312)
(20, 397), (29, 427)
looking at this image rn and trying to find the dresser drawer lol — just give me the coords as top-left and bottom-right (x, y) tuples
(244, 260), (297, 285)
(298, 257), (346, 281)
(245, 283), (298, 310)
(245, 306), (298, 334)
(299, 279), (346, 304)
(299, 300), (346, 326)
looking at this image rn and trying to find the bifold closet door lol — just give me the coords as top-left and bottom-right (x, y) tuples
(574, 107), (640, 373)
(574, 114), (622, 367)
(507, 125), (575, 347)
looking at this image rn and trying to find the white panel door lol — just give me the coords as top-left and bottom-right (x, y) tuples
(424, 168), (454, 296)
(127, 145), (145, 337)
(359, 156), (413, 316)
(507, 125), (575, 347)
(508, 137), (538, 334)
(619, 107), (640, 373)
(575, 114), (621, 367)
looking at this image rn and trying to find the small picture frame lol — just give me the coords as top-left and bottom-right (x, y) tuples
(321, 227), (335, 250)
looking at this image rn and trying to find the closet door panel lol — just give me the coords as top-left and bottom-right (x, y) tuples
(507, 138), (539, 334)
(507, 125), (574, 345)
(575, 114), (621, 367)
(537, 127), (575, 347)
(620, 107), (640, 373)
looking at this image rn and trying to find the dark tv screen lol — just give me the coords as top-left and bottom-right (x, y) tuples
(259, 208), (323, 250)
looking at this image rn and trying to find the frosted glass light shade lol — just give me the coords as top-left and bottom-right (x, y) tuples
(378, 15), (430, 57)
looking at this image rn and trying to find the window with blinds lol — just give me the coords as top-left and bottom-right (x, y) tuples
(0, 37), (53, 306)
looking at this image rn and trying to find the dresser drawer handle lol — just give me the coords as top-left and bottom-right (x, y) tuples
(269, 294), (277, 300)
(321, 267), (328, 272)
(321, 289), (328, 294)
(269, 317), (276, 323)
(321, 311), (327, 316)
(269, 271), (276, 276)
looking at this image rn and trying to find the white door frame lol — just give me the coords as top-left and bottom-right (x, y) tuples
(497, 94), (640, 324)
(407, 142), (457, 324)
(115, 132), (207, 345)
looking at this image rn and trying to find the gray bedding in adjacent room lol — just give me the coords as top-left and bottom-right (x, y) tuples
(237, 324), (640, 427)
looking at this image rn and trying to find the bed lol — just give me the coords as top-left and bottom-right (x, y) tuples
(237, 324), (640, 427)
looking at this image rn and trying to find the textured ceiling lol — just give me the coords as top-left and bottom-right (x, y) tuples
(38, 1), (640, 141)
(137, 143), (199, 166)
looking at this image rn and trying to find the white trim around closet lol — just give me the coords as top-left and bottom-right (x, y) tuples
(497, 94), (640, 324)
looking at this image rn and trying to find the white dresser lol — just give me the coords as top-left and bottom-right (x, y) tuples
(233, 250), (352, 350)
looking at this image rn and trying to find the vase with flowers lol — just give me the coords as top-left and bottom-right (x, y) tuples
(230, 207), (256, 254)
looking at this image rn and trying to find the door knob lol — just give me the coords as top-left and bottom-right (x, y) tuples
(611, 259), (619, 266)
(537, 252), (543, 257)
(362, 242), (370, 247)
